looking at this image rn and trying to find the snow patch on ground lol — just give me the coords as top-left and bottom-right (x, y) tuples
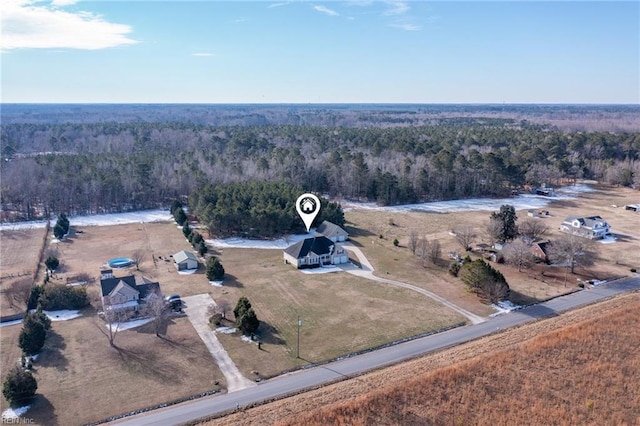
(207, 233), (310, 250)
(178, 269), (197, 275)
(0, 209), (172, 231)
(240, 335), (255, 343)
(43, 309), (82, 321)
(598, 235), (617, 244)
(300, 265), (343, 274)
(591, 279), (608, 286)
(66, 281), (88, 287)
(209, 280), (224, 287)
(342, 183), (594, 214)
(2, 405), (30, 420)
(490, 300), (523, 317)
(216, 326), (237, 334)
(0, 319), (23, 328)
(106, 317), (153, 333)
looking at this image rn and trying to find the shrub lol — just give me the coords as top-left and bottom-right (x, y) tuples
(2, 367), (37, 407)
(175, 208), (187, 226)
(197, 243), (208, 256)
(459, 259), (510, 304)
(27, 286), (44, 310)
(209, 313), (222, 326)
(19, 316), (47, 356)
(448, 261), (461, 277)
(631, 268), (637, 273)
(44, 256), (59, 272)
(206, 257), (225, 281)
(182, 222), (192, 238)
(393, 238), (399, 247)
(39, 285), (88, 310)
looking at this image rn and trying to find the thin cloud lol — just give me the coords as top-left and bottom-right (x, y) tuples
(51, 0), (78, 6)
(384, 0), (410, 16)
(313, 5), (339, 16)
(268, 1), (292, 8)
(192, 52), (213, 57)
(389, 22), (421, 31)
(2, 0), (138, 51)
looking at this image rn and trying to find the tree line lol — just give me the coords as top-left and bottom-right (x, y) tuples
(2, 120), (639, 220)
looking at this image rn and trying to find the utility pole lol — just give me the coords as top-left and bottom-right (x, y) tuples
(296, 316), (302, 358)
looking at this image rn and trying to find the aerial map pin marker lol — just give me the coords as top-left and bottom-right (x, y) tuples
(296, 193), (321, 232)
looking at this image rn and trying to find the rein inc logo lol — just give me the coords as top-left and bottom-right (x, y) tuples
(296, 193), (320, 232)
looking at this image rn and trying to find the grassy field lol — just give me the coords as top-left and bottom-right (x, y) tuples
(0, 311), (225, 426)
(345, 184), (640, 308)
(204, 292), (640, 426)
(213, 248), (465, 377)
(0, 227), (48, 317)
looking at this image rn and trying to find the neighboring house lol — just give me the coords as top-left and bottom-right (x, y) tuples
(100, 269), (161, 312)
(283, 236), (348, 269)
(173, 250), (198, 271)
(560, 215), (610, 239)
(315, 220), (348, 242)
(531, 241), (551, 263)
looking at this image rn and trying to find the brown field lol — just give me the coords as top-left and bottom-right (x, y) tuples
(203, 292), (640, 426)
(0, 311), (226, 426)
(0, 227), (48, 316)
(345, 183), (640, 309)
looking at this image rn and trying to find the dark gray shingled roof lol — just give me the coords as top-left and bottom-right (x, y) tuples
(284, 236), (336, 259)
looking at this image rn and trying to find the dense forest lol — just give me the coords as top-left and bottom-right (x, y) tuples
(1, 105), (639, 221)
(189, 181), (344, 238)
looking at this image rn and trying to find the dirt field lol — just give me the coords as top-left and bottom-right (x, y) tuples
(0, 310), (226, 426)
(202, 292), (640, 426)
(345, 184), (640, 309)
(0, 227), (48, 317)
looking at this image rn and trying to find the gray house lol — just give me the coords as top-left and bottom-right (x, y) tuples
(315, 220), (349, 242)
(173, 250), (198, 271)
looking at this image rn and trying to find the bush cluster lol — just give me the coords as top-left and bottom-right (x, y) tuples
(53, 213), (70, 240)
(38, 285), (89, 311)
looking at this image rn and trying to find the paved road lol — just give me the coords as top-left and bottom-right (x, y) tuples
(342, 243), (485, 324)
(111, 277), (639, 426)
(182, 294), (256, 393)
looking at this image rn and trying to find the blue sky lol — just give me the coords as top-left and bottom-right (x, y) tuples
(2, 1), (638, 103)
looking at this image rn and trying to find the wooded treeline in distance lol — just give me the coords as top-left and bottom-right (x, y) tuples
(1, 107), (639, 220)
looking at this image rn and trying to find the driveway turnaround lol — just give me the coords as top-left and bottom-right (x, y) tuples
(342, 243), (486, 324)
(112, 278), (639, 426)
(181, 294), (256, 393)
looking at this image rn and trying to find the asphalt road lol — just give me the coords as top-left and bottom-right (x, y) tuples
(111, 277), (639, 426)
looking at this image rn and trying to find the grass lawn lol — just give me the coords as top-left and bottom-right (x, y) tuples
(210, 248), (466, 378)
(0, 309), (225, 426)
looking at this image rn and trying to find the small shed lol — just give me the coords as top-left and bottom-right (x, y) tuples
(173, 250), (198, 271)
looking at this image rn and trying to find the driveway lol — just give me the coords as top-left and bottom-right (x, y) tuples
(342, 243), (486, 325)
(181, 294), (256, 393)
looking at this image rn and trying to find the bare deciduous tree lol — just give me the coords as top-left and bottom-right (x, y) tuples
(486, 218), (503, 246)
(216, 298), (232, 320)
(99, 308), (129, 348)
(142, 290), (169, 337)
(131, 249), (146, 270)
(503, 239), (535, 272)
(548, 234), (598, 285)
(417, 237), (429, 267)
(408, 230), (419, 255)
(518, 218), (549, 241)
(454, 225), (477, 251)
(11, 279), (33, 308)
(428, 239), (441, 265)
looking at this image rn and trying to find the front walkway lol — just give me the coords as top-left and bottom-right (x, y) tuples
(181, 294), (256, 392)
(342, 243), (486, 325)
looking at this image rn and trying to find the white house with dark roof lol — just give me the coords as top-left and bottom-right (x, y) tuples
(99, 269), (161, 312)
(173, 250), (198, 271)
(283, 236), (348, 269)
(315, 220), (348, 242)
(560, 215), (610, 239)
